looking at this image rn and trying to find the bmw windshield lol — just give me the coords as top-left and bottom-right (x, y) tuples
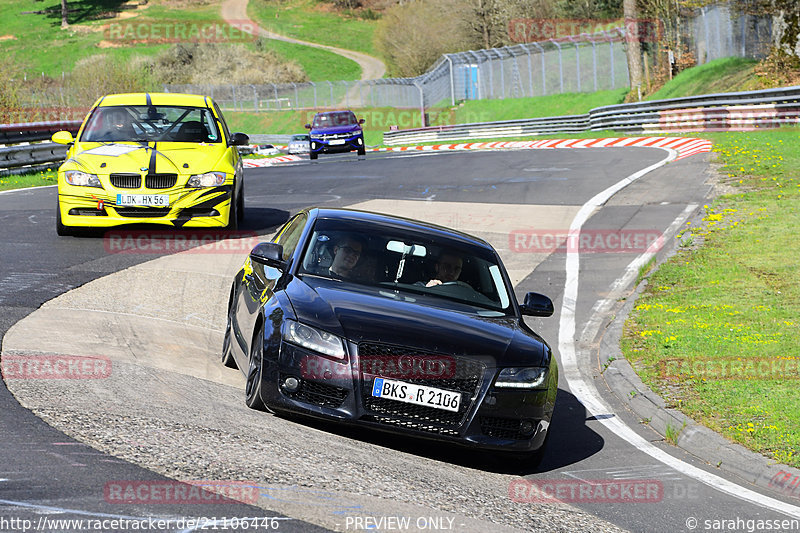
(81, 105), (222, 143)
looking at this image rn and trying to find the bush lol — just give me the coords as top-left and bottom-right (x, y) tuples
(0, 54), (22, 122)
(66, 54), (158, 104)
(150, 43), (308, 85)
(374, 0), (473, 77)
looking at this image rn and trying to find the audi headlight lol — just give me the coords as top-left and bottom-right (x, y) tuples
(187, 171), (226, 188)
(283, 320), (345, 359)
(64, 170), (101, 187)
(495, 367), (548, 389)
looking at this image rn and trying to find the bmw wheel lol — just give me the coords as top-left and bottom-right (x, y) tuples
(56, 201), (76, 237)
(236, 185), (245, 224)
(225, 189), (239, 231)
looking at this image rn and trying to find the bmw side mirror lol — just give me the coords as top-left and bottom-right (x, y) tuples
(51, 131), (74, 145)
(231, 132), (250, 146)
(250, 242), (286, 269)
(520, 292), (554, 317)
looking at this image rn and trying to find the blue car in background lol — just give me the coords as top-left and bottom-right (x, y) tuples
(305, 110), (366, 160)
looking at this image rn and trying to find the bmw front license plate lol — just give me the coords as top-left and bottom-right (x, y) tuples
(371, 377), (461, 412)
(116, 194), (169, 207)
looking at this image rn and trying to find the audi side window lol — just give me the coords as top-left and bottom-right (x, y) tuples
(275, 214), (307, 261)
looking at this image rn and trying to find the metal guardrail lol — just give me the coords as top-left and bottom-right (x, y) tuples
(4, 86), (800, 171)
(384, 115), (590, 145)
(0, 121), (82, 176)
(384, 85), (800, 145)
(0, 121), (82, 144)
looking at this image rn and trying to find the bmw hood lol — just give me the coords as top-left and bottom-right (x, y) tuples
(67, 142), (228, 175)
(287, 277), (549, 367)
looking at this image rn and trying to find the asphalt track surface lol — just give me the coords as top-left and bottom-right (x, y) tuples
(2, 148), (800, 532)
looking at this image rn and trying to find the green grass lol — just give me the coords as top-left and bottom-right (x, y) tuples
(445, 89), (630, 121)
(647, 57), (761, 101)
(622, 127), (800, 466)
(0, 0), (360, 82)
(0, 0), (214, 76)
(0, 168), (58, 191)
(262, 38), (360, 81)
(248, 0), (378, 58)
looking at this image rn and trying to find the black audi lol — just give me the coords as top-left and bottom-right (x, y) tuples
(222, 207), (557, 458)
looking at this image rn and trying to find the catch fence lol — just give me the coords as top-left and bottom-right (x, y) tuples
(165, 29), (630, 117)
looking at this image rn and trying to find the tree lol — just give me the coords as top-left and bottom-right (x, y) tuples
(61, 0), (68, 28)
(375, 0), (474, 76)
(624, 0), (643, 92)
(463, 0), (557, 49)
(721, 0), (799, 59)
(770, 0), (800, 58)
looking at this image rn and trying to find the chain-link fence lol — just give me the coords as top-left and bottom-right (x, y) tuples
(165, 29), (630, 115)
(685, 2), (772, 64)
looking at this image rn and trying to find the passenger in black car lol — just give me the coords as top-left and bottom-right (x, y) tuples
(329, 235), (363, 280)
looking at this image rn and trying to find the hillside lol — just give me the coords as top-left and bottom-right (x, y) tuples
(0, 0), (366, 82)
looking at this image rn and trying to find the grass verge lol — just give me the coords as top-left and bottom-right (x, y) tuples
(0, 168), (58, 192)
(647, 57), (761, 101)
(622, 126), (800, 467)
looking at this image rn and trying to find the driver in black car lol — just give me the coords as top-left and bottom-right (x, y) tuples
(425, 251), (463, 287)
(329, 235), (364, 280)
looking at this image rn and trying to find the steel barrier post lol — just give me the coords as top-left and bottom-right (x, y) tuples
(445, 54), (456, 106)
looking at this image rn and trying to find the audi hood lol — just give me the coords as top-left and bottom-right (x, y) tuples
(285, 276), (550, 368)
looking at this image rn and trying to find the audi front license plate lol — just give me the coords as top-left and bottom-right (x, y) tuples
(371, 377), (461, 412)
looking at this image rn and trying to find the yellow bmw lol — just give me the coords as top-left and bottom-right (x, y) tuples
(52, 92), (249, 236)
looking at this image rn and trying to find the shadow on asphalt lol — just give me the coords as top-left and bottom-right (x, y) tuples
(57, 208), (290, 242)
(267, 387), (603, 477)
(239, 207), (290, 233)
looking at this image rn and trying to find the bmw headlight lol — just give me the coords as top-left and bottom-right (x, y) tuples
(495, 367), (548, 389)
(187, 171), (226, 188)
(283, 320), (345, 359)
(64, 170), (101, 187)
